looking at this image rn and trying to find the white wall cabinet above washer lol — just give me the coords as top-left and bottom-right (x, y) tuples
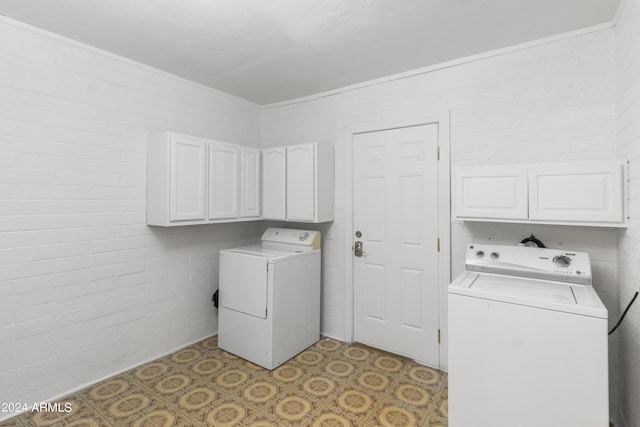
(454, 166), (528, 220)
(453, 160), (627, 227)
(147, 132), (261, 226)
(263, 142), (334, 223)
(528, 162), (624, 224)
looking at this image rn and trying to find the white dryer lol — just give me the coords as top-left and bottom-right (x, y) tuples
(218, 227), (321, 370)
(448, 243), (608, 427)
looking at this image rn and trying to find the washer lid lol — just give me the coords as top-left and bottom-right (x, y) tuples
(471, 274), (576, 305)
(449, 272), (607, 319)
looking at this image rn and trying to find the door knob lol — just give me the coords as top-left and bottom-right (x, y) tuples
(354, 241), (363, 257)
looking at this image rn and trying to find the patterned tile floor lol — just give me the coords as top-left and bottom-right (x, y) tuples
(1, 337), (448, 426)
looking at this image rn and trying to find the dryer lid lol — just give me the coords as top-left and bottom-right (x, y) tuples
(225, 245), (292, 257)
(221, 245), (301, 262)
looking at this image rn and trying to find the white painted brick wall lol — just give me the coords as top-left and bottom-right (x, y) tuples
(261, 27), (617, 342)
(614, 0), (640, 426)
(0, 16), (263, 419)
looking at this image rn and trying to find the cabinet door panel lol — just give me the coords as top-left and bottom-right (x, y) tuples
(209, 143), (239, 219)
(287, 144), (315, 221)
(169, 137), (206, 222)
(240, 147), (261, 218)
(454, 166), (528, 220)
(262, 147), (287, 220)
(529, 162), (624, 223)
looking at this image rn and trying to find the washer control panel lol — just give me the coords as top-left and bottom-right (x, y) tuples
(466, 243), (592, 285)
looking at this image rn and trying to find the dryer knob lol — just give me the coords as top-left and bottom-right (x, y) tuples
(299, 232), (309, 241)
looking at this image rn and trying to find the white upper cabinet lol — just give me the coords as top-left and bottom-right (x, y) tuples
(240, 147), (261, 218)
(262, 147), (286, 220)
(287, 144), (316, 222)
(147, 132), (261, 226)
(263, 142), (334, 223)
(529, 162), (625, 224)
(453, 160), (627, 227)
(169, 135), (207, 222)
(148, 133), (333, 226)
(454, 166), (528, 220)
(209, 143), (239, 220)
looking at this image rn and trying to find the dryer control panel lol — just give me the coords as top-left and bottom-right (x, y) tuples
(465, 243), (592, 285)
(262, 228), (321, 250)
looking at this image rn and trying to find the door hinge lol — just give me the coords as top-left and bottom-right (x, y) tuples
(437, 238), (440, 252)
(437, 146), (440, 160)
(438, 329), (441, 344)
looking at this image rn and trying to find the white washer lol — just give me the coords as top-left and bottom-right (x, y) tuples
(448, 243), (608, 427)
(218, 227), (321, 370)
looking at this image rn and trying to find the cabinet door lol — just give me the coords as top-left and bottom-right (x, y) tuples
(169, 136), (206, 222)
(454, 166), (528, 220)
(529, 162), (624, 223)
(240, 147), (261, 218)
(287, 144), (315, 221)
(262, 147), (287, 220)
(209, 143), (239, 220)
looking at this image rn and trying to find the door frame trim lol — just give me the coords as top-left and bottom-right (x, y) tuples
(343, 112), (451, 370)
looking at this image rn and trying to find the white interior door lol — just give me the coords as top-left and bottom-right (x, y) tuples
(353, 124), (440, 366)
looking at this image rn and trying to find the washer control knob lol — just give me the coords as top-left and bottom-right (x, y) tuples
(490, 252), (500, 260)
(553, 255), (571, 268)
(299, 232), (309, 241)
(476, 250), (485, 258)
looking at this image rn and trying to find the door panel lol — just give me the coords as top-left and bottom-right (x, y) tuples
(365, 177), (385, 241)
(353, 124), (440, 366)
(365, 264), (385, 321)
(400, 268), (423, 328)
(400, 175), (423, 246)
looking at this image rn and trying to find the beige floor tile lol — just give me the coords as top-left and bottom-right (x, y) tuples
(2, 338), (448, 427)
